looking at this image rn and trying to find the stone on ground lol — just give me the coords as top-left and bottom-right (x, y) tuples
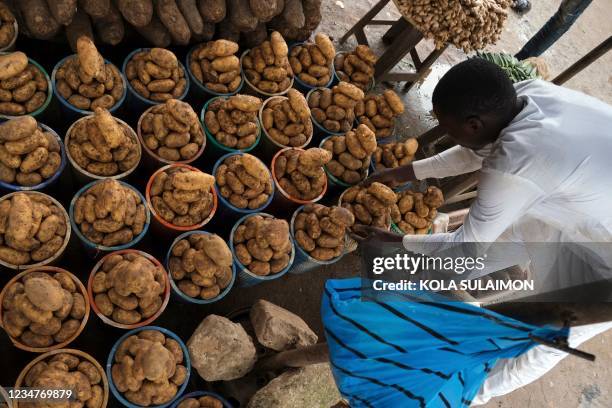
(247, 363), (341, 408)
(187, 314), (257, 381)
(250, 299), (318, 351)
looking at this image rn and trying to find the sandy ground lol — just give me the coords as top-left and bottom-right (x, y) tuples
(313, 0), (612, 407)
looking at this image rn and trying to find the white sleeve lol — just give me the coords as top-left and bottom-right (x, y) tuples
(403, 169), (545, 254)
(412, 145), (485, 180)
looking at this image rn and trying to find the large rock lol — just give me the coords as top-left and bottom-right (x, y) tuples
(247, 363), (342, 408)
(250, 299), (318, 351)
(188, 314), (257, 381)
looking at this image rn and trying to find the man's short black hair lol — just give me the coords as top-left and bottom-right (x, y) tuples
(432, 58), (517, 120)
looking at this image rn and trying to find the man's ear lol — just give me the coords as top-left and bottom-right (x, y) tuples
(466, 116), (484, 133)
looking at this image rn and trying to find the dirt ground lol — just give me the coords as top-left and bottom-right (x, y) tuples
(313, 0), (612, 407)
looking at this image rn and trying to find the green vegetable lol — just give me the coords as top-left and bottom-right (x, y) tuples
(475, 52), (540, 83)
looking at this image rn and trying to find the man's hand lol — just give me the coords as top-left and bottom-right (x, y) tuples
(362, 164), (416, 188)
(351, 224), (403, 243)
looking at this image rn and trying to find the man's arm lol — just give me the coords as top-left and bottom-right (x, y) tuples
(403, 169), (545, 253)
(365, 145), (485, 186)
(412, 145), (485, 180)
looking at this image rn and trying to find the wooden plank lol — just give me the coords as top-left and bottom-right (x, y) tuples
(379, 72), (419, 82)
(410, 48), (422, 69)
(355, 29), (369, 46)
(369, 20), (396, 25)
(553, 36), (612, 85)
(441, 172), (479, 201)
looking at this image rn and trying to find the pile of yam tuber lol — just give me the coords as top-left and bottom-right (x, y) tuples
(55, 36), (124, 111)
(373, 138), (419, 169)
(243, 31), (292, 95)
(204, 94), (262, 150)
(395, 0), (511, 51)
(395, 186), (444, 234)
(308, 81), (365, 134)
(215, 153), (273, 210)
(73, 179), (147, 247)
(289, 33), (335, 87)
(11, 0), (323, 48)
(355, 90), (404, 140)
(273, 147), (331, 201)
(293, 204), (354, 261)
(125, 48), (187, 103)
(91, 252), (166, 326)
(140, 99), (204, 162)
(1, 271), (86, 349)
(341, 182), (398, 229)
(233, 214), (292, 276)
(190, 39), (242, 94)
(111, 329), (187, 406)
(0, 116), (62, 186)
(321, 124), (377, 185)
(149, 168), (215, 227)
(334, 45), (377, 91)
(0, 51), (48, 116)
(68, 108), (140, 177)
(261, 89), (313, 147)
(168, 233), (234, 300)
(0, 192), (67, 266)
(21, 351), (105, 408)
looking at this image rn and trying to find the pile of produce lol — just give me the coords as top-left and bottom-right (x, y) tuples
(308, 81), (364, 133)
(293, 204), (354, 261)
(476, 52), (541, 82)
(0, 2), (15, 48)
(73, 179), (147, 247)
(395, 0), (511, 51)
(189, 39), (241, 94)
(125, 48), (187, 102)
(274, 147), (331, 201)
(149, 168), (215, 227)
(340, 182), (397, 229)
(55, 37), (124, 111)
(204, 94), (262, 150)
(373, 138), (419, 169)
(233, 214), (292, 276)
(168, 233), (233, 300)
(0, 193), (67, 266)
(355, 90), (404, 140)
(242, 31), (292, 94)
(12, 0), (324, 48)
(140, 99), (204, 162)
(395, 186), (444, 234)
(0, 116), (62, 186)
(261, 89), (313, 147)
(215, 153), (273, 210)
(288, 33), (335, 87)
(333, 45), (377, 91)
(68, 108), (140, 177)
(0, 51), (48, 115)
(91, 252), (166, 325)
(21, 351), (105, 408)
(111, 329), (187, 406)
(1, 272), (85, 349)
(177, 395), (224, 408)
(321, 124), (377, 185)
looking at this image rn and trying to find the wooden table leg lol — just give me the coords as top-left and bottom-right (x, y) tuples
(374, 23), (423, 82)
(403, 45), (448, 91)
(339, 0), (392, 44)
(382, 17), (409, 44)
